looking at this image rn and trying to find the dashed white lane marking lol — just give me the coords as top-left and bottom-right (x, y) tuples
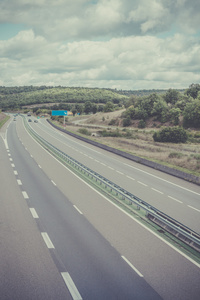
(22, 191), (29, 199)
(14, 170), (18, 175)
(121, 256), (143, 277)
(73, 205), (83, 215)
(9, 158), (13, 161)
(11, 163), (15, 167)
(187, 205), (200, 213)
(101, 163), (106, 166)
(108, 166), (114, 170)
(17, 179), (22, 185)
(168, 196), (183, 204)
(38, 164), (42, 168)
(29, 208), (39, 218)
(151, 188), (163, 194)
(41, 232), (55, 249)
(8, 153), (11, 156)
(126, 175), (135, 181)
(51, 180), (56, 186)
(138, 181), (147, 187)
(61, 272), (82, 300)
(123, 162), (200, 196)
(117, 170), (124, 175)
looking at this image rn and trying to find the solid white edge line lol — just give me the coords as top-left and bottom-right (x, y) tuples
(41, 232), (55, 249)
(61, 272), (82, 300)
(23, 119), (200, 268)
(29, 208), (39, 218)
(73, 205), (83, 215)
(121, 256), (143, 277)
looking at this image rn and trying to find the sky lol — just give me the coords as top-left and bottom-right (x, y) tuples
(0, 0), (200, 90)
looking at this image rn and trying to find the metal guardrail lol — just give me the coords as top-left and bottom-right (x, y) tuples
(24, 117), (200, 253)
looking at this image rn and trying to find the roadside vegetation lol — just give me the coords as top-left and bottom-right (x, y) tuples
(1, 83), (200, 176)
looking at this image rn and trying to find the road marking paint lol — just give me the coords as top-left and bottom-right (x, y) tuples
(17, 179), (22, 185)
(121, 256), (143, 277)
(8, 153), (11, 156)
(123, 162), (200, 196)
(41, 232), (55, 249)
(61, 272), (82, 300)
(11, 163), (15, 168)
(126, 175), (135, 181)
(187, 205), (200, 213)
(30, 154), (33, 158)
(24, 121), (200, 268)
(108, 166), (114, 170)
(9, 158), (13, 161)
(51, 180), (56, 186)
(29, 208), (39, 218)
(168, 196), (183, 204)
(94, 159), (99, 163)
(14, 170), (18, 175)
(22, 191), (29, 199)
(151, 188), (163, 194)
(73, 205), (83, 215)
(138, 181), (147, 187)
(38, 164), (42, 168)
(117, 170), (124, 175)
(101, 163), (106, 166)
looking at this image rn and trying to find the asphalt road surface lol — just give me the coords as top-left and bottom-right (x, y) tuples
(0, 115), (200, 299)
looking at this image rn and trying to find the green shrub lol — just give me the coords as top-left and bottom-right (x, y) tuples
(153, 127), (188, 143)
(138, 120), (146, 128)
(78, 128), (90, 135)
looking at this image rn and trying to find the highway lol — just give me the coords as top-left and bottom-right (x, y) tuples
(1, 115), (200, 299)
(27, 115), (200, 232)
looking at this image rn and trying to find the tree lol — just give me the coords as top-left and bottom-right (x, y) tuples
(103, 101), (114, 112)
(185, 83), (200, 99)
(183, 99), (200, 128)
(151, 98), (169, 122)
(153, 127), (188, 143)
(169, 107), (181, 125)
(164, 88), (180, 104)
(84, 101), (92, 114)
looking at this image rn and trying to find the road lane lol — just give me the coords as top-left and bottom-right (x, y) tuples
(13, 115), (200, 299)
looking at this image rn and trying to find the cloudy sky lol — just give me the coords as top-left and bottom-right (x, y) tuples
(0, 0), (200, 90)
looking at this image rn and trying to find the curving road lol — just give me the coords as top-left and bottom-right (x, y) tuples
(1, 115), (200, 300)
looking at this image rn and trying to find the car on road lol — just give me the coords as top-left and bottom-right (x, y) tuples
(34, 120), (38, 123)
(28, 119), (32, 122)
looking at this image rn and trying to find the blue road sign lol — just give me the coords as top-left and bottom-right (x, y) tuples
(51, 110), (68, 116)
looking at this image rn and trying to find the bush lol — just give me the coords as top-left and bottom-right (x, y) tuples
(78, 128), (90, 135)
(153, 127), (188, 143)
(123, 117), (131, 127)
(138, 120), (146, 128)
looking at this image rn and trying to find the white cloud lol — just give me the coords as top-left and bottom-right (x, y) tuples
(0, 0), (200, 89)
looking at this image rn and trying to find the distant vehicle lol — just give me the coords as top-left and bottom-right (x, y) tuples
(27, 112), (31, 116)
(13, 118), (16, 121)
(34, 120), (38, 123)
(28, 119), (32, 122)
